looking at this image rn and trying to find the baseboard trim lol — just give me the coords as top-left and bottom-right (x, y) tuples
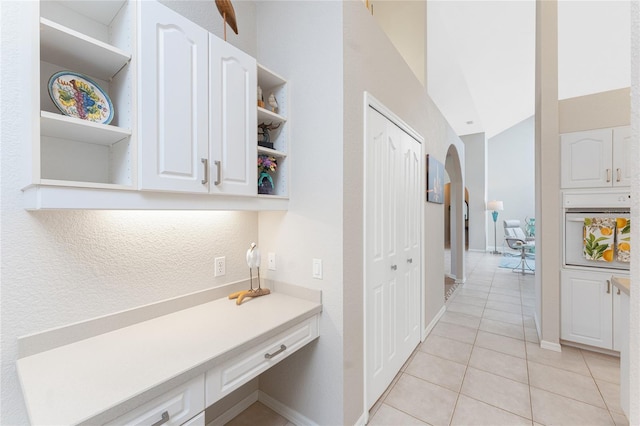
(207, 390), (259, 426)
(540, 340), (562, 352)
(422, 305), (446, 341)
(259, 390), (319, 426)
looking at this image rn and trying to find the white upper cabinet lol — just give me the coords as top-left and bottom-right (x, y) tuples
(561, 126), (630, 189)
(138, 0), (209, 193)
(612, 126), (631, 187)
(209, 35), (257, 196)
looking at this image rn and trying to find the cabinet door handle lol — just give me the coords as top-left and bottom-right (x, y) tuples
(391, 264), (398, 271)
(265, 344), (287, 359)
(151, 411), (170, 426)
(407, 258), (413, 264)
(617, 168), (622, 182)
(201, 158), (208, 185)
(617, 288), (621, 295)
(606, 168), (611, 183)
(606, 280), (611, 294)
(214, 160), (222, 186)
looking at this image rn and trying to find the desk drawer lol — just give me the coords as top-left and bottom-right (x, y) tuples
(205, 315), (319, 405)
(105, 375), (204, 426)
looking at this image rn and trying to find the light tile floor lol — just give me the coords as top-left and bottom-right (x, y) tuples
(368, 251), (628, 426)
(227, 252), (628, 426)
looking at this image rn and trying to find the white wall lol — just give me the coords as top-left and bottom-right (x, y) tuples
(461, 132), (487, 251)
(254, 2), (345, 425)
(0, 3), (259, 424)
(629, 3), (639, 423)
(487, 116), (535, 252)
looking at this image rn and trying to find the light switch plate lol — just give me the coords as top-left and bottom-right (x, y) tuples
(268, 252), (276, 271)
(312, 258), (322, 279)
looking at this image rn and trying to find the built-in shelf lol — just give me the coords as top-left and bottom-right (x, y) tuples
(41, 111), (131, 145)
(258, 146), (286, 158)
(258, 106), (286, 124)
(40, 18), (131, 81)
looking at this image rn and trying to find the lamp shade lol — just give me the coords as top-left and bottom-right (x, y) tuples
(487, 200), (503, 211)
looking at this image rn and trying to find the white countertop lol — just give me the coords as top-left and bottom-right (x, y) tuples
(611, 275), (630, 296)
(17, 292), (322, 425)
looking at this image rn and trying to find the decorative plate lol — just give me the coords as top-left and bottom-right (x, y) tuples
(48, 71), (114, 125)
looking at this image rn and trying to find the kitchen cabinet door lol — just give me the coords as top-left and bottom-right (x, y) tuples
(209, 35), (257, 196)
(561, 269), (613, 349)
(561, 129), (613, 189)
(612, 126), (631, 187)
(139, 1), (209, 193)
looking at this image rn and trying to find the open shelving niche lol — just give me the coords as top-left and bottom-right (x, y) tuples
(36, 0), (135, 190)
(257, 64), (288, 199)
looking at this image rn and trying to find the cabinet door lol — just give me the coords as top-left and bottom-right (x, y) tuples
(561, 129), (613, 188)
(612, 126), (631, 187)
(613, 286), (622, 351)
(209, 35), (257, 196)
(139, 1), (209, 193)
(561, 270), (613, 349)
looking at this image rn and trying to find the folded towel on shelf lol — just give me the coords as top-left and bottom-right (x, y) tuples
(616, 217), (631, 263)
(583, 217), (616, 262)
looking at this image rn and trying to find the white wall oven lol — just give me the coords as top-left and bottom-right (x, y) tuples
(563, 192), (631, 271)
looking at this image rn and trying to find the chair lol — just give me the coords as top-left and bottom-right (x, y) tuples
(503, 220), (535, 274)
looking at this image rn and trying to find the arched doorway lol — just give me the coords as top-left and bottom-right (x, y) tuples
(444, 144), (465, 299)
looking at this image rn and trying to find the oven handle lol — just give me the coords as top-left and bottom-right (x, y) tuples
(567, 218), (587, 223)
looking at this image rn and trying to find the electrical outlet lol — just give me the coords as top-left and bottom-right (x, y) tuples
(268, 252), (276, 270)
(215, 256), (226, 277)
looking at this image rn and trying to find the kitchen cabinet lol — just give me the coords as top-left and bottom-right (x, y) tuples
(561, 269), (626, 350)
(138, 0), (209, 193)
(33, 0), (135, 189)
(561, 126), (631, 189)
(209, 35), (257, 196)
(25, 0), (289, 210)
(139, 1), (257, 197)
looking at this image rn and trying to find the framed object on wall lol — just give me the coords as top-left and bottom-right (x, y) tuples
(426, 154), (444, 204)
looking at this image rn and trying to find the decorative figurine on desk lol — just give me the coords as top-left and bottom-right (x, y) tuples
(215, 0), (238, 41)
(258, 122), (281, 149)
(229, 242), (270, 305)
(268, 93), (278, 113)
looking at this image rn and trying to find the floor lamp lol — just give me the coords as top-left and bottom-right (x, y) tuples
(487, 200), (504, 255)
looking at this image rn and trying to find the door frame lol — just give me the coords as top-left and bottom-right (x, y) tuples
(362, 92), (425, 414)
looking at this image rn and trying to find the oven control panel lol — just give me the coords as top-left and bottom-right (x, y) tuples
(563, 191), (631, 209)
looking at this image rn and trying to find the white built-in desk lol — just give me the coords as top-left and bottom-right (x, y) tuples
(17, 283), (321, 425)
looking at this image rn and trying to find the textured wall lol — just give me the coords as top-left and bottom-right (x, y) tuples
(1, 2), (259, 424)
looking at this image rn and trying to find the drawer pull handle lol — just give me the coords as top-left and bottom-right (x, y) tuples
(201, 158), (208, 185)
(391, 264), (397, 271)
(407, 258), (413, 264)
(265, 344), (287, 359)
(151, 411), (170, 426)
(214, 160), (222, 186)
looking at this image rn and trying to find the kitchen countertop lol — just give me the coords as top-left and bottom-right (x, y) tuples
(611, 275), (630, 296)
(17, 290), (322, 425)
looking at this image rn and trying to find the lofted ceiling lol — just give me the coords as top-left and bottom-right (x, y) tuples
(426, 0), (631, 139)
